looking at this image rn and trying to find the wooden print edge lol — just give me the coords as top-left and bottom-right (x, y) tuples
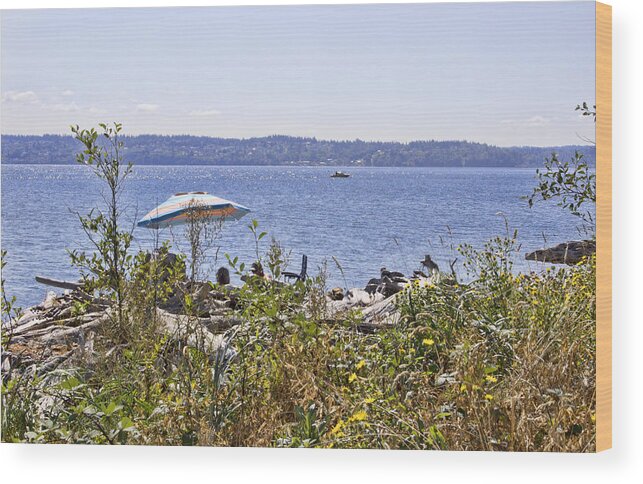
(595, 0), (612, 453)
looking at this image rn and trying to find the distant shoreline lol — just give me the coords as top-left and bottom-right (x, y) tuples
(1, 134), (596, 168)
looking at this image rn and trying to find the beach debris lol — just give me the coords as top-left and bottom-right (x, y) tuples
(7, 257), (442, 376)
(420, 254), (440, 276)
(35, 275), (85, 291)
(328, 287), (344, 301)
(435, 371), (458, 386)
(2, 279), (238, 378)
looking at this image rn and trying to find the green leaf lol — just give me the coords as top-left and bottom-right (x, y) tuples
(58, 376), (83, 391)
(119, 417), (135, 431)
(104, 401), (122, 416)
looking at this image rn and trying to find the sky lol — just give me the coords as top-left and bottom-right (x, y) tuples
(1, 1), (596, 146)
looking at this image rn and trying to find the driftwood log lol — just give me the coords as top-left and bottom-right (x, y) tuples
(35, 276), (84, 291)
(3, 286), (241, 378)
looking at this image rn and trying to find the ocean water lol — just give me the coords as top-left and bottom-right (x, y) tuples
(1, 164), (589, 308)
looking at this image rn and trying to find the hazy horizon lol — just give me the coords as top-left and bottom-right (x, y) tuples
(1, 2), (596, 146)
(0, 131), (595, 149)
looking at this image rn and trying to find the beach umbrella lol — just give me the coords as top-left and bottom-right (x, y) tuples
(137, 191), (250, 229)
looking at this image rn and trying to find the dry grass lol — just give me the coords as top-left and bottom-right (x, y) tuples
(2, 240), (596, 452)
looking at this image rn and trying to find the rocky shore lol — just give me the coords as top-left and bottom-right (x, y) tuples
(525, 239), (595, 265)
(2, 260), (438, 379)
(3, 236), (592, 379)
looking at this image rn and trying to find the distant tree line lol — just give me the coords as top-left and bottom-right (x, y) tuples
(0, 134), (595, 168)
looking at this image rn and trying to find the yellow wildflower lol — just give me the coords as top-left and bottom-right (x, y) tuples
(349, 410), (368, 422)
(330, 419), (345, 436)
(348, 373), (358, 383)
(484, 394), (494, 401)
(364, 397), (375, 404)
(485, 375), (498, 383)
(356, 360), (366, 370)
(422, 338), (435, 346)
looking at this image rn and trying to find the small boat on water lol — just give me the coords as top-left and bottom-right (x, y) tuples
(331, 171), (350, 178)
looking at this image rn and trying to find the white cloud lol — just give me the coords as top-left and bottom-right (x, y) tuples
(1, 90), (39, 104)
(136, 103), (160, 112)
(61, 89), (74, 97)
(48, 102), (80, 112)
(189, 109), (221, 117)
(525, 115), (550, 127)
(500, 115), (551, 128)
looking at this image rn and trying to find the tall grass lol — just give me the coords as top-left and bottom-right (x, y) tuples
(1, 229), (595, 451)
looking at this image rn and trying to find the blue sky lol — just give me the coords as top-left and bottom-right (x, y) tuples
(1, 2), (595, 146)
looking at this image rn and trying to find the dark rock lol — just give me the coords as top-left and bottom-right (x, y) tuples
(391, 275), (409, 284)
(328, 287), (345, 301)
(380, 267), (405, 279)
(377, 277), (406, 297)
(525, 239), (595, 265)
(216, 267), (230, 285)
(364, 278), (381, 294)
(154, 251), (186, 282)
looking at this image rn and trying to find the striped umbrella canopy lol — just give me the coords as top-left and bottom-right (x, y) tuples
(137, 191), (250, 229)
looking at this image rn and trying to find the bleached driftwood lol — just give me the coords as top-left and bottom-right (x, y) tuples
(35, 276), (84, 291)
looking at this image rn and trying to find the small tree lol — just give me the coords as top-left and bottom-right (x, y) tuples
(181, 201), (224, 283)
(527, 102), (596, 231)
(527, 151), (596, 227)
(69, 123), (133, 321)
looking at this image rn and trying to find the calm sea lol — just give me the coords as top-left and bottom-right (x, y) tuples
(1, 164), (588, 307)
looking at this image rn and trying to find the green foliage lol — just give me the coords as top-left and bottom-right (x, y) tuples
(527, 151), (596, 227)
(575, 101), (596, 122)
(68, 123), (133, 318)
(391, 243), (596, 451)
(181, 201), (224, 283)
(527, 102), (596, 230)
(1, 250), (22, 347)
(277, 403), (329, 448)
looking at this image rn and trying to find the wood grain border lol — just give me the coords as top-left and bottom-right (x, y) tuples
(596, 1), (612, 452)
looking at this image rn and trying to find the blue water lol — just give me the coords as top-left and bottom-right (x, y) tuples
(1, 164), (589, 308)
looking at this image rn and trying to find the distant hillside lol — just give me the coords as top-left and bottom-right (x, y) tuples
(0, 134), (595, 168)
